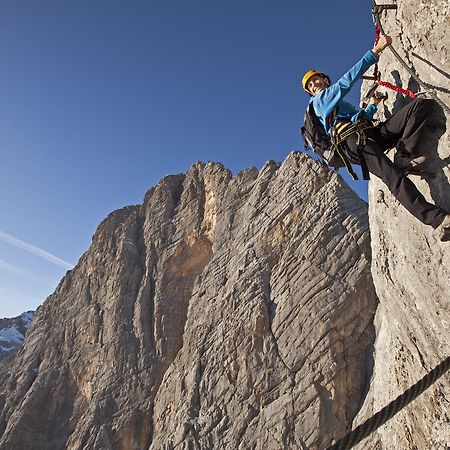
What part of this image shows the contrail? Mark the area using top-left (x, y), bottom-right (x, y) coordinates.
top-left (0, 258), bottom-right (43, 281)
top-left (0, 230), bottom-right (74, 270)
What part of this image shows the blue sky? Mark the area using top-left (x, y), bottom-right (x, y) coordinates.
top-left (0, 0), bottom-right (376, 318)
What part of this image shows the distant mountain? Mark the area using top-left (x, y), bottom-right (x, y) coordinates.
top-left (0, 312), bottom-right (34, 361)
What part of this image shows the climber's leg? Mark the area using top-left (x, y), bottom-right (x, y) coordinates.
top-left (344, 131), bottom-right (447, 228)
top-left (374, 98), bottom-right (434, 155)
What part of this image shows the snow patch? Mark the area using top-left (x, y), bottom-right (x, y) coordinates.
top-left (20, 311), bottom-right (34, 326)
top-left (0, 326), bottom-right (24, 345)
top-left (0, 310), bottom-right (35, 356)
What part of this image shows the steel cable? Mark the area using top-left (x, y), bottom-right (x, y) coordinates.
top-left (373, 0), bottom-right (450, 114)
top-left (325, 355), bottom-right (450, 450)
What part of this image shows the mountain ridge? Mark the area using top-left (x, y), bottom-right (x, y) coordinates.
top-left (0, 153), bottom-right (378, 449)
top-left (1, 0), bottom-right (449, 447)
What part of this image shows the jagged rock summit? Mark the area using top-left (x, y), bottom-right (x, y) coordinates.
top-left (0, 153), bottom-right (378, 449)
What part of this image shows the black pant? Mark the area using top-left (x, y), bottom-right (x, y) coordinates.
top-left (344, 99), bottom-right (447, 228)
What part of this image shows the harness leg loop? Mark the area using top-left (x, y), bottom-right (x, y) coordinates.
top-left (356, 131), bottom-right (370, 180)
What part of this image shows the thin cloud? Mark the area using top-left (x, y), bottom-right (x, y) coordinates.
top-left (0, 230), bottom-right (74, 270)
top-left (0, 259), bottom-right (31, 276)
top-left (0, 258), bottom-right (43, 282)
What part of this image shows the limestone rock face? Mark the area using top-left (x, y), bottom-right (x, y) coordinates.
top-left (0, 153), bottom-right (377, 449)
top-left (1, 2), bottom-right (448, 448)
top-left (354, 1), bottom-right (450, 449)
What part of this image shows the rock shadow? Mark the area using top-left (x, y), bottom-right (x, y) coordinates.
top-left (412, 51), bottom-right (450, 91)
top-left (418, 99), bottom-right (450, 212)
top-left (382, 72), bottom-right (450, 212)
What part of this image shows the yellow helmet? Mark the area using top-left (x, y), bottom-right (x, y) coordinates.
top-left (301, 70), bottom-right (330, 94)
top-left (301, 70), bottom-right (322, 92)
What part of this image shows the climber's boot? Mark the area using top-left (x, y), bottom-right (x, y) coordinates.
top-left (436, 215), bottom-right (450, 242)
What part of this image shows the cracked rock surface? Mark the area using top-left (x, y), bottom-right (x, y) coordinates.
top-left (0, 153), bottom-right (377, 449)
top-left (356, 1), bottom-right (450, 449)
top-left (1, 2), bottom-right (448, 448)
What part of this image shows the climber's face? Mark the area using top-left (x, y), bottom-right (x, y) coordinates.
top-left (307, 74), bottom-right (329, 95)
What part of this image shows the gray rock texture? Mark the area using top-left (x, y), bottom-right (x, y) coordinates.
top-left (0, 154), bottom-right (377, 449)
top-left (1, 1), bottom-right (449, 448)
top-left (353, 1), bottom-right (450, 449)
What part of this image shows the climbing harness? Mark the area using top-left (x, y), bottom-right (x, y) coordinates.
top-left (304, 1), bottom-right (450, 180)
top-left (326, 355), bottom-right (450, 450)
top-left (330, 118), bottom-right (374, 180)
top-left (370, 0), bottom-right (450, 114)
top-left (302, 106), bottom-right (371, 180)
top-left (301, 105), bottom-right (346, 169)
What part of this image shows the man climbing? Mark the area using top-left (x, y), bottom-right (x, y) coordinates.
top-left (301, 34), bottom-right (450, 242)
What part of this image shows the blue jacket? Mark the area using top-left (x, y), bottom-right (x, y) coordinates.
top-left (310, 50), bottom-right (379, 135)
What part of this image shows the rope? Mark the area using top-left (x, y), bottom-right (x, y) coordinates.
top-left (369, 20), bottom-right (416, 99)
top-left (372, 0), bottom-right (450, 115)
top-left (371, 22), bottom-right (381, 80)
top-left (374, 21), bottom-right (380, 45)
top-left (326, 355), bottom-right (450, 450)
top-left (371, 14), bottom-right (416, 99)
top-left (377, 80), bottom-right (416, 99)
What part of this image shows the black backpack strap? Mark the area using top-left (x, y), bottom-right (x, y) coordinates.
top-left (335, 143), bottom-right (359, 180)
top-left (328, 108), bottom-right (360, 180)
top-left (326, 107), bottom-right (338, 130)
top-left (336, 120), bottom-right (373, 180)
top-left (355, 131), bottom-right (370, 180)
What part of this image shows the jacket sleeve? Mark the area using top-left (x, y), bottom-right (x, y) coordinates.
top-left (314, 50), bottom-right (379, 118)
top-left (363, 103), bottom-right (377, 121)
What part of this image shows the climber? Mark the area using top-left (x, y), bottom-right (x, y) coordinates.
top-left (301, 34), bottom-right (450, 242)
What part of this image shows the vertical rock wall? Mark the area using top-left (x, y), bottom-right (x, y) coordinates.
top-left (0, 154), bottom-right (377, 449)
top-left (2, 3), bottom-right (448, 448)
top-left (149, 156), bottom-right (376, 449)
top-left (354, 1), bottom-right (450, 449)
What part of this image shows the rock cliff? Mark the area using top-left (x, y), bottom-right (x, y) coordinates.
top-left (0, 154), bottom-right (377, 449)
top-left (354, 0), bottom-right (450, 449)
top-left (1, 1), bottom-right (449, 449)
